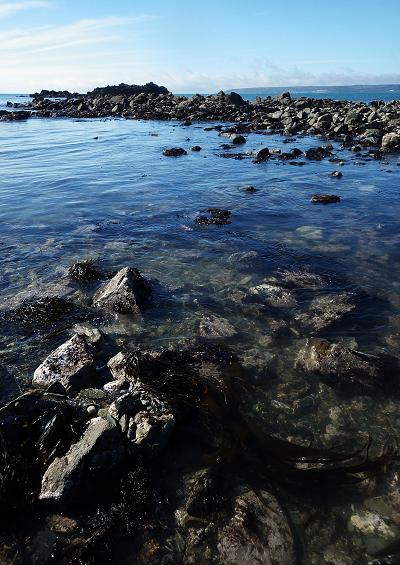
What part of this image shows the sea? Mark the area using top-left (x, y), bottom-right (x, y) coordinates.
top-left (1, 85), bottom-right (400, 562)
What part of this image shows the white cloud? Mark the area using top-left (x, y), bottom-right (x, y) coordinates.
top-left (0, 1), bottom-right (49, 18)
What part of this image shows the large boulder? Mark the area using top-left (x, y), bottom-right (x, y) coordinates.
top-left (32, 335), bottom-right (96, 390)
top-left (39, 416), bottom-right (125, 501)
top-left (252, 147), bottom-right (270, 163)
top-left (226, 91), bottom-right (247, 107)
top-left (92, 267), bottom-right (151, 314)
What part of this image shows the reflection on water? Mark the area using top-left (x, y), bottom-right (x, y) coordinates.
top-left (1, 116), bottom-right (400, 562)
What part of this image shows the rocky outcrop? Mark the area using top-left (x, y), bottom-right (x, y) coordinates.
top-left (92, 267), bottom-right (151, 314)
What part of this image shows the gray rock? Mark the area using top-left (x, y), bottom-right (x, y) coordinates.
top-left (92, 267), bottom-right (151, 314)
top-left (199, 314), bottom-right (237, 338)
top-left (381, 132), bottom-right (400, 150)
top-left (39, 417), bottom-right (125, 501)
top-left (32, 335), bottom-right (96, 390)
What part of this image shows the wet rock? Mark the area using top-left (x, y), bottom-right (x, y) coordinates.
top-left (92, 267), bottom-right (151, 314)
top-left (381, 132), bottom-right (400, 151)
top-left (296, 337), bottom-right (384, 391)
top-left (190, 145), bottom-right (202, 151)
top-left (304, 146), bottom-right (332, 160)
top-left (39, 416), bottom-right (125, 501)
top-left (33, 335), bottom-right (96, 390)
top-left (240, 185), bottom-right (258, 193)
top-left (194, 208), bottom-right (231, 225)
top-left (107, 351), bottom-right (136, 382)
top-left (295, 292), bottom-right (355, 331)
top-left (311, 194), bottom-right (340, 203)
top-left (271, 268), bottom-right (327, 289)
top-left (252, 147), bottom-right (270, 163)
top-left (71, 323), bottom-right (102, 345)
top-left (162, 147), bottom-right (187, 157)
top-left (0, 110), bottom-right (31, 121)
top-left (230, 134), bottom-right (246, 145)
top-left (129, 410), bottom-right (175, 459)
top-left (217, 490), bottom-right (296, 565)
top-left (3, 296), bottom-right (73, 329)
top-left (199, 314), bottom-right (237, 338)
top-left (330, 170), bottom-right (343, 178)
top-left (249, 283), bottom-right (297, 308)
top-left (68, 259), bottom-right (101, 282)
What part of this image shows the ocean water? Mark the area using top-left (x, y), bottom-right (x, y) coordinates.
top-left (1, 96), bottom-right (400, 562)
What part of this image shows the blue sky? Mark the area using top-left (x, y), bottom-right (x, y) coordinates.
top-left (1, 0), bottom-right (399, 92)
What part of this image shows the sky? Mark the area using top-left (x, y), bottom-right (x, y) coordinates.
top-left (0, 0), bottom-right (399, 93)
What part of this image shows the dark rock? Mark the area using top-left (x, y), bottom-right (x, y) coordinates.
top-left (304, 146), bottom-right (332, 160)
top-left (92, 267), bottom-right (151, 314)
top-left (226, 91), bottom-right (247, 107)
top-left (311, 194), bottom-right (340, 203)
top-left (3, 296), bottom-right (73, 329)
top-left (190, 145), bottom-right (202, 151)
top-left (252, 147), bottom-right (270, 163)
top-left (230, 134), bottom-right (246, 145)
top-left (194, 208), bottom-right (231, 225)
top-left (240, 185), bottom-right (258, 193)
top-left (162, 147), bottom-right (187, 157)
top-left (330, 170), bottom-right (343, 178)
top-left (87, 82), bottom-right (169, 97)
top-left (68, 259), bottom-right (102, 282)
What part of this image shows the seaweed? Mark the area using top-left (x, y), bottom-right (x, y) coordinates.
top-left (3, 296), bottom-right (74, 329)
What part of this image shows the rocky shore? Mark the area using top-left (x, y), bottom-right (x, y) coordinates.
top-left (3, 83), bottom-right (400, 153)
top-left (1, 259), bottom-right (399, 564)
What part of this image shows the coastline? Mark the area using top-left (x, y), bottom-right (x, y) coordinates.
top-left (0, 83), bottom-right (400, 564)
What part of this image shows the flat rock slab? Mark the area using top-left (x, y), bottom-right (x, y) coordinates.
top-left (93, 267), bottom-right (151, 314)
top-left (32, 335), bottom-right (96, 390)
top-left (40, 416), bottom-right (125, 501)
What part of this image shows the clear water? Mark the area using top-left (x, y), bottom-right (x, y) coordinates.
top-left (1, 113), bottom-right (400, 563)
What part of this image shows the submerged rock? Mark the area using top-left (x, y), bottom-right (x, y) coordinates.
top-left (162, 147), bottom-right (187, 157)
top-left (194, 208), bottom-right (231, 225)
top-left (330, 170), bottom-right (343, 178)
top-left (3, 296), bottom-right (73, 329)
top-left (32, 335), bottom-right (96, 390)
top-left (295, 292), bottom-right (355, 331)
top-left (40, 416), bottom-right (125, 501)
top-left (217, 490), bottom-right (296, 565)
top-left (92, 267), bottom-right (151, 314)
top-left (311, 194), bottom-right (341, 203)
top-left (199, 314), bottom-right (237, 338)
top-left (271, 268), bottom-right (327, 289)
top-left (240, 185), bottom-right (258, 193)
top-left (190, 145), bottom-right (202, 151)
top-left (304, 146), bottom-right (333, 160)
top-left (296, 337), bottom-right (384, 391)
top-left (249, 283), bottom-right (297, 308)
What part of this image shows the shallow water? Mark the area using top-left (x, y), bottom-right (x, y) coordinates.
top-left (1, 115), bottom-right (400, 563)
